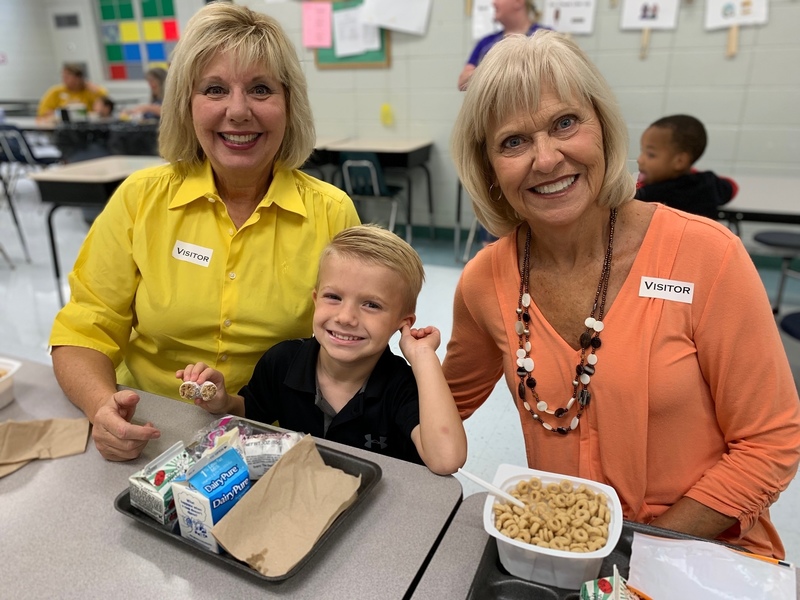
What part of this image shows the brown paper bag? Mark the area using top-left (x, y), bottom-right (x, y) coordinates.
top-left (212, 435), bottom-right (361, 577)
top-left (0, 418), bottom-right (90, 478)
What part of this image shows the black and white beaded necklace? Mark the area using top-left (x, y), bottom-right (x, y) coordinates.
top-left (515, 208), bottom-right (617, 435)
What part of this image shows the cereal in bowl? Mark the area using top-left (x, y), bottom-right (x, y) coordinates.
top-left (493, 477), bottom-right (612, 553)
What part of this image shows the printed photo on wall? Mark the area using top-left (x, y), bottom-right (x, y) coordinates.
top-left (541, 0), bottom-right (597, 35)
top-left (705, 0), bottom-right (767, 29)
top-left (620, 0), bottom-right (679, 29)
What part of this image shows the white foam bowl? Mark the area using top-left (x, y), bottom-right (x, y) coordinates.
top-left (0, 358), bottom-right (22, 409)
top-left (483, 464), bottom-right (623, 590)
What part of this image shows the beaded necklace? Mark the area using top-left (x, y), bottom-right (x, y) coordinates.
top-left (515, 208), bottom-right (617, 435)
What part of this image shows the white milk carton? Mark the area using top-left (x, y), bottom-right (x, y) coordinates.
top-left (171, 443), bottom-right (250, 553)
top-left (128, 441), bottom-right (195, 526)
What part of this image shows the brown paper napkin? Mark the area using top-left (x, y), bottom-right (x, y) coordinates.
top-left (0, 418), bottom-right (91, 478)
top-left (212, 434), bottom-right (361, 577)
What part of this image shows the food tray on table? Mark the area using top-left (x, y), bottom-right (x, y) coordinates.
top-left (114, 436), bottom-right (382, 582)
top-left (466, 520), bottom-right (744, 599)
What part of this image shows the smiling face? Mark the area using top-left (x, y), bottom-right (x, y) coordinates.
top-left (486, 86), bottom-right (606, 230)
top-left (191, 51), bottom-right (287, 191)
top-left (313, 254), bottom-right (414, 369)
top-left (637, 126), bottom-right (688, 185)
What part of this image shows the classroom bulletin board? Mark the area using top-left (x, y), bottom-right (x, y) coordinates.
top-left (314, 0), bottom-right (391, 70)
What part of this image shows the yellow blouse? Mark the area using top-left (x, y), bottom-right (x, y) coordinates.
top-left (50, 160), bottom-right (360, 399)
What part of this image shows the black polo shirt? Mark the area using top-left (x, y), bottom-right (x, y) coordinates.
top-left (240, 338), bottom-right (423, 465)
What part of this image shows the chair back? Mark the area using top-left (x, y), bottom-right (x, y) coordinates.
top-left (0, 125), bottom-right (38, 166)
top-left (340, 151), bottom-right (389, 197)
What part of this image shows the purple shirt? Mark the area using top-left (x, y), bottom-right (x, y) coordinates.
top-left (467, 23), bottom-right (549, 66)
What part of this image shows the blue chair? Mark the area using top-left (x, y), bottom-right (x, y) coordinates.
top-left (753, 230), bottom-right (800, 314)
top-left (340, 152), bottom-right (406, 239)
top-left (780, 312), bottom-right (800, 341)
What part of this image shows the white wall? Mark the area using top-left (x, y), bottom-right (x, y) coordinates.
top-left (3, 0), bottom-right (799, 230)
top-left (0, 0), bottom-right (58, 101)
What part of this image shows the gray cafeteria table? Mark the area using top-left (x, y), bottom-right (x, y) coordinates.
top-left (0, 357), bottom-right (463, 599)
top-left (412, 493), bottom-right (800, 599)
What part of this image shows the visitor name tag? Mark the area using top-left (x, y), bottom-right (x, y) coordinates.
top-left (639, 277), bottom-right (694, 304)
top-left (173, 240), bottom-right (213, 267)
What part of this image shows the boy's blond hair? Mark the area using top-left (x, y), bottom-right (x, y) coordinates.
top-left (319, 225), bottom-right (425, 314)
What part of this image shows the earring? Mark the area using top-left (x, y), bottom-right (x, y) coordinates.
top-left (488, 183), bottom-right (503, 202)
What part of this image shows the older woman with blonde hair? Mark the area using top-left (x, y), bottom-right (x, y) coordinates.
top-left (50, 3), bottom-right (359, 461)
top-left (444, 30), bottom-right (800, 558)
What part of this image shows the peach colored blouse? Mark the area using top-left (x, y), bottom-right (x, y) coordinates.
top-left (443, 204), bottom-right (800, 557)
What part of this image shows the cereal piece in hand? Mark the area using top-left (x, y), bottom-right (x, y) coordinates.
top-left (179, 381), bottom-right (201, 401)
top-left (199, 381), bottom-right (217, 402)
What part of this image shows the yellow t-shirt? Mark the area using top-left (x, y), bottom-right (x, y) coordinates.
top-left (37, 84), bottom-right (108, 116)
top-left (50, 161), bottom-right (360, 399)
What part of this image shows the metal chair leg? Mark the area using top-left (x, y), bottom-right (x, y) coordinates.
top-left (462, 217), bottom-right (479, 263)
top-left (388, 200), bottom-right (398, 236)
top-left (455, 182), bottom-right (462, 262)
top-left (774, 256), bottom-right (792, 315)
top-left (0, 242), bottom-right (14, 269)
top-left (1, 175), bottom-right (32, 263)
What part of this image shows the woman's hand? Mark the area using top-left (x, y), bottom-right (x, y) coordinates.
top-left (91, 389), bottom-right (161, 461)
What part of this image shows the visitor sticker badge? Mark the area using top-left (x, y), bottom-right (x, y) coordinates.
top-left (173, 240), bottom-right (213, 267)
top-left (639, 276), bottom-right (694, 304)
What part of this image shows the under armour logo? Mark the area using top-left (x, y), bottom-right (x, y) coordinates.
top-left (364, 434), bottom-right (387, 449)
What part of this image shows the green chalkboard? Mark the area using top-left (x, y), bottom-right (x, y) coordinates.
top-left (314, 0), bottom-right (391, 70)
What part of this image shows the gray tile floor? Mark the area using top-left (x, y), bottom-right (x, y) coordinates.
top-left (2, 174), bottom-right (799, 561)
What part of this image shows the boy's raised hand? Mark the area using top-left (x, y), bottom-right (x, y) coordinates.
top-left (399, 324), bottom-right (441, 362)
top-left (175, 362), bottom-right (229, 414)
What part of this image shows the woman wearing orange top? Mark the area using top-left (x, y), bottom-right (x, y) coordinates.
top-left (445, 31), bottom-right (800, 558)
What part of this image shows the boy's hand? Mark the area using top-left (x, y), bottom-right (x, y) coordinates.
top-left (175, 362), bottom-right (230, 414)
top-left (399, 324), bottom-right (441, 362)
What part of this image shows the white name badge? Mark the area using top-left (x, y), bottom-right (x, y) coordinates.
top-left (172, 240), bottom-right (213, 267)
top-left (639, 276), bottom-right (694, 304)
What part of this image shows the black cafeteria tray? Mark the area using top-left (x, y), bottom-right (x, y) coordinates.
top-left (466, 520), bottom-right (743, 599)
top-left (114, 438), bottom-right (382, 582)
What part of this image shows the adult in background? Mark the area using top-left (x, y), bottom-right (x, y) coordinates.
top-left (458, 0), bottom-right (550, 248)
top-left (123, 67), bottom-right (168, 120)
top-left (445, 31), bottom-right (800, 558)
top-left (458, 0), bottom-right (548, 91)
top-left (37, 63), bottom-right (108, 120)
top-left (50, 3), bottom-right (360, 461)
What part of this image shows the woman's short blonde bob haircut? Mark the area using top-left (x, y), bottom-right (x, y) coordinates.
top-left (159, 3), bottom-right (314, 175)
top-left (451, 31), bottom-right (635, 238)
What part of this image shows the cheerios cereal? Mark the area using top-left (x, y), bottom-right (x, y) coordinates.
top-left (494, 477), bottom-right (612, 553)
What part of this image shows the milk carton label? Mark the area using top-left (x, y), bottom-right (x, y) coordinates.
top-left (172, 445), bottom-right (250, 553)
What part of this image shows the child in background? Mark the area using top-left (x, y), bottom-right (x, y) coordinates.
top-left (92, 96), bottom-right (115, 118)
top-left (177, 225), bottom-right (467, 475)
top-left (635, 114), bottom-right (738, 219)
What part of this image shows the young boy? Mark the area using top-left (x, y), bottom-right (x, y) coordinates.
top-left (92, 96), bottom-right (115, 118)
top-left (635, 114), bottom-right (738, 219)
top-left (177, 225), bottom-right (467, 475)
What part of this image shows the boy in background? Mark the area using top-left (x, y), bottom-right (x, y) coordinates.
top-left (177, 225), bottom-right (467, 475)
top-left (636, 114), bottom-right (738, 219)
top-left (92, 96), bottom-right (115, 118)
